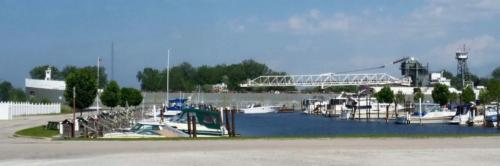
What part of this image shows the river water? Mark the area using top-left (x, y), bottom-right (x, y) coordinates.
top-left (234, 112), bottom-right (500, 137)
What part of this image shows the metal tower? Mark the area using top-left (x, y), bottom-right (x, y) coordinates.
top-left (456, 44), bottom-right (470, 89)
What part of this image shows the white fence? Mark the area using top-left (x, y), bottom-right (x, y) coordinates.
top-left (0, 102), bottom-right (61, 120)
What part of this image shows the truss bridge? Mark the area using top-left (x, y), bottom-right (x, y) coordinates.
top-left (240, 73), bottom-right (411, 88)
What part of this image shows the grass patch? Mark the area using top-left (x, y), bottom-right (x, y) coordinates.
top-left (15, 125), bottom-right (59, 138)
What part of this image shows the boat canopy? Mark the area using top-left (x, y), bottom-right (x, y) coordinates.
top-left (181, 108), bottom-right (222, 129)
top-left (169, 98), bottom-right (188, 103)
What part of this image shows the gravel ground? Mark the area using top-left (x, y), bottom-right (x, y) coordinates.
top-left (1, 114), bottom-right (500, 166)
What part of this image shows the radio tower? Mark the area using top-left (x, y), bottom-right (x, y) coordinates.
top-left (456, 44), bottom-right (470, 89)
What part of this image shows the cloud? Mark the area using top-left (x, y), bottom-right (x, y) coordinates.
top-left (269, 9), bottom-right (353, 35)
top-left (428, 35), bottom-right (500, 71)
top-left (411, 0), bottom-right (500, 25)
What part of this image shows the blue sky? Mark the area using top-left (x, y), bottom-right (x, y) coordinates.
top-left (1, 0), bottom-right (499, 88)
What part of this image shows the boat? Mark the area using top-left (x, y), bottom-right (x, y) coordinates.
top-left (163, 98), bottom-right (194, 117)
top-left (484, 105), bottom-right (499, 127)
top-left (399, 103), bottom-right (455, 124)
top-left (165, 108), bottom-right (228, 137)
top-left (241, 104), bottom-right (279, 114)
top-left (103, 120), bottom-right (188, 138)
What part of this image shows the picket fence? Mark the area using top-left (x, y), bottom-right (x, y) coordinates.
top-left (0, 102), bottom-right (61, 120)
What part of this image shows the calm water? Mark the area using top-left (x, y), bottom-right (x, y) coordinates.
top-left (234, 112), bottom-right (500, 137)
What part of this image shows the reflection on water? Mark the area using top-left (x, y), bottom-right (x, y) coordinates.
top-left (235, 112), bottom-right (500, 137)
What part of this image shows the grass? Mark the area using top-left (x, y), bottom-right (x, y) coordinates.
top-left (15, 125), bottom-right (59, 138)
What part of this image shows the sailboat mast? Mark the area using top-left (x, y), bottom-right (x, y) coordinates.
top-left (166, 49), bottom-right (170, 106)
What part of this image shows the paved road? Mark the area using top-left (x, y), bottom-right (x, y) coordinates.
top-left (1, 114), bottom-right (500, 166)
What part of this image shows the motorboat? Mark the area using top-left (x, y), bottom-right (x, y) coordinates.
top-left (165, 108), bottom-right (228, 137)
top-left (241, 104), bottom-right (279, 114)
top-left (103, 120), bottom-right (188, 138)
top-left (397, 103), bottom-right (455, 124)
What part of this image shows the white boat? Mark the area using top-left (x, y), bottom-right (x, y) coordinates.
top-left (103, 120), bottom-right (188, 138)
top-left (165, 109), bottom-right (228, 137)
top-left (241, 104), bottom-right (279, 114)
top-left (397, 103), bottom-right (455, 124)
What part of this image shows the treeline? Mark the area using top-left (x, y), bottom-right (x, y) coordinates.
top-left (137, 59), bottom-right (296, 92)
top-left (442, 66), bottom-right (500, 90)
top-left (30, 65), bottom-right (108, 88)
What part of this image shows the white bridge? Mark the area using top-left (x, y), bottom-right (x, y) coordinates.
top-left (240, 73), bottom-right (411, 88)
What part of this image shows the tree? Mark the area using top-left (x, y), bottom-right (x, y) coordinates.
top-left (432, 84), bottom-right (450, 106)
top-left (100, 81), bottom-right (121, 109)
top-left (120, 87), bottom-right (143, 107)
top-left (461, 86), bottom-right (475, 104)
top-left (413, 88), bottom-right (424, 102)
top-left (30, 65), bottom-right (62, 80)
top-left (0, 81), bottom-right (13, 101)
top-left (8, 88), bottom-right (27, 102)
top-left (478, 89), bottom-right (491, 104)
top-left (493, 66), bottom-right (500, 80)
top-left (137, 59), bottom-right (293, 92)
top-left (64, 68), bottom-right (97, 110)
top-left (60, 65), bottom-right (79, 79)
top-left (81, 66), bottom-right (108, 89)
top-left (375, 86), bottom-right (394, 122)
top-left (394, 91), bottom-right (405, 117)
top-left (137, 68), bottom-right (162, 91)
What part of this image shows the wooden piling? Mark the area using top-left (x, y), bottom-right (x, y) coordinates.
top-left (192, 116), bottom-right (197, 138)
top-left (187, 112), bottom-right (192, 138)
top-left (377, 102), bottom-right (380, 119)
top-left (231, 109), bottom-right (236, 137)
top-left (224, 109), bottom-right (231, 136)
top-left (385, 106), bottom-right (389, 123)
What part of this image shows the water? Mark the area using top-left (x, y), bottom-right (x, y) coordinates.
top-left (234, 112), bottom-right (500, 137)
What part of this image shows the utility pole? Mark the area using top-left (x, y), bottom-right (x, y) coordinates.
top-left (166, 49), bottom-right (170, 106)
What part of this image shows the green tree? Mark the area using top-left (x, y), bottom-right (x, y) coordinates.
top-left (30, 65), bottom-right (63, 80)
top-left (492, 66), bottom-right (500, 80)
top-left (375, 86), bottom-right (394, 122)
top-left (64, 68), bottom-right (97, 110)
top-left (461, 86), bottom-right (476, 104)
top-left (478, 89), bottom-right (491, 104)
top-left (81, 66), bottom-right (107, 89)
top-left (60, 65), bottom-right (79, 79)
top-left (413, 88), bottom-right (424, 102)
top-left (394, 91), bottom-right (405, 117)
top-left (100, 81), bottom-right (121, 109)
top-left (8, 88), bottom-right (27, 102)
top-left (137, 68), bottom-right (162, 91)
top-left (0, 81), bottom-right (13, 101)
top-left (432, 84), bottom-right (450, 106)
top-left (120, 87), bottom-right (143, 107)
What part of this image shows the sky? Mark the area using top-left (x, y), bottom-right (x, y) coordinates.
top-left (1, 0), bottom-right (499, 88)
